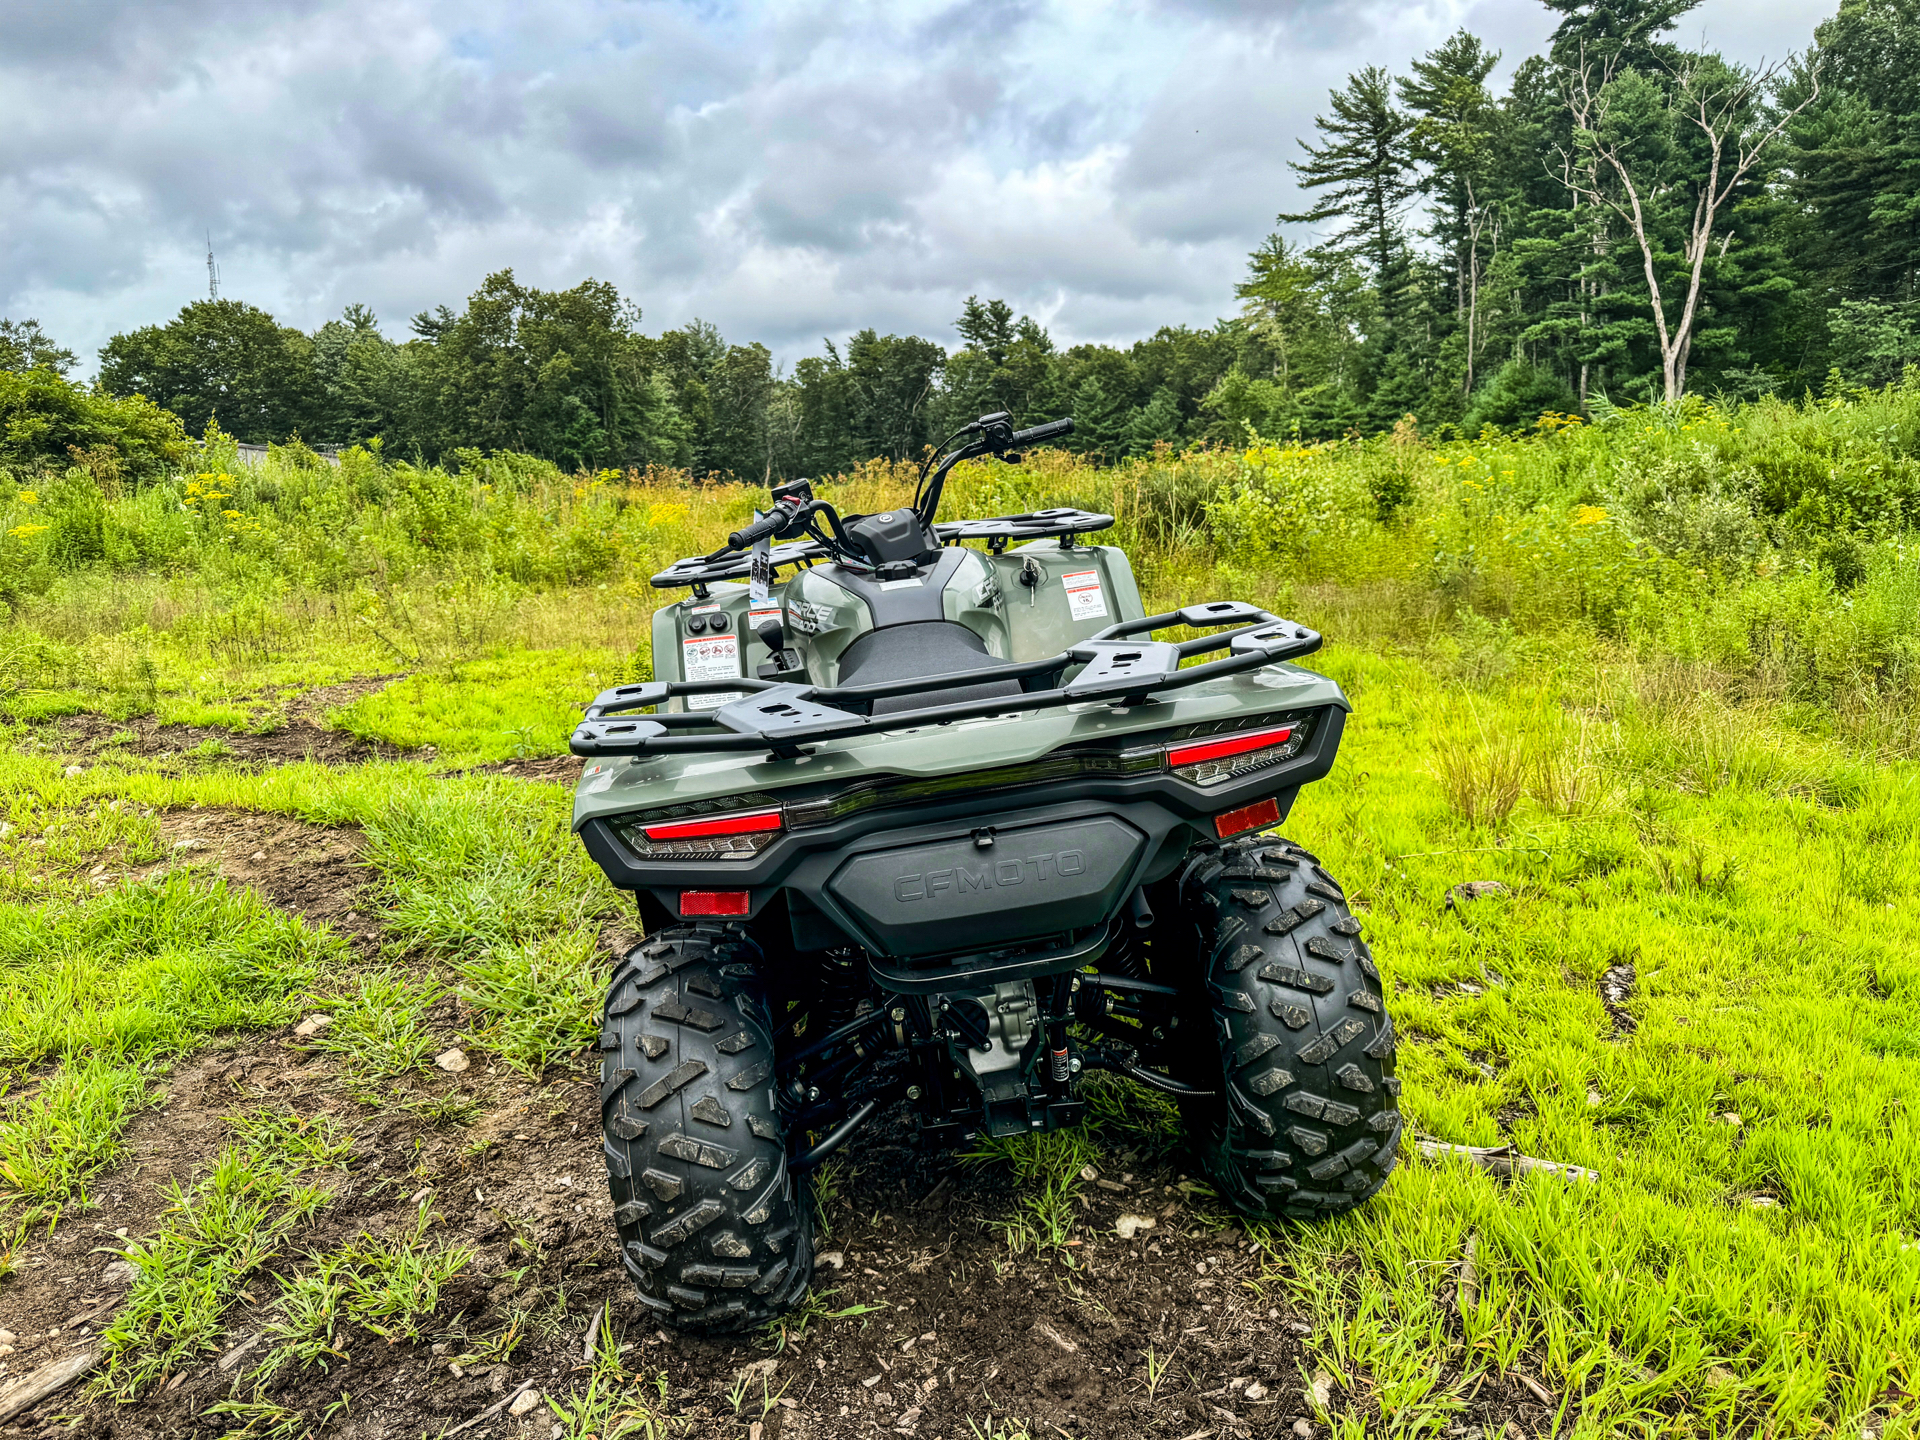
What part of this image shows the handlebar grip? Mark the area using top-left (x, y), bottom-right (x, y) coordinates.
top-left (1010, 417), bottom-right (1075, 447)
top-left (728, 504), bottom-right (791, 550)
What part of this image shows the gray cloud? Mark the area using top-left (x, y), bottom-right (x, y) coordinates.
top-left (0, 0), bottom-right (1837, 370)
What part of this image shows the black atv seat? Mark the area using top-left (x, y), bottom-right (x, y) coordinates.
top-left (834, 622), bottom-right (1024, 716)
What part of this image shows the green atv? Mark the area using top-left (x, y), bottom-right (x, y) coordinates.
top-left (569, 412), bottom-right (1401, 1331)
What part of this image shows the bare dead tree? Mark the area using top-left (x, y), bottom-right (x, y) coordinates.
top-left (1559, 48), bottom-right (1821, 401)
top-left (1460, 177), bottom-right (1501, 395)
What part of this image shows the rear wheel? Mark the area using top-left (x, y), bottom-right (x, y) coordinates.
top-left (599, 924), bottom-right (813, 1332)
top-left (1174, 835), bottom-right (1402, 1219)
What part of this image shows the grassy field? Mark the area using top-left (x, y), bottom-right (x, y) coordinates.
top-left (0, 382), bottom-right (1913, 1439)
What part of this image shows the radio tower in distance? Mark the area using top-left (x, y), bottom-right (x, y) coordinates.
top-left (206, 234), bottom-right (220, 300)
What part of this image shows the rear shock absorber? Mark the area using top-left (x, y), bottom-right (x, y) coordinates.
top-left (815, 948), bottom-right (872, 1033)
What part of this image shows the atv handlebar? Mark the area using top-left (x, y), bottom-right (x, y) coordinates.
top-left (728, 498), bottom-right (801, 550)
top-left (1010, 417), bottom-right (1074, 447)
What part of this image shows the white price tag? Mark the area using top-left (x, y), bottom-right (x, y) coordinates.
top-left (1061, 568), bottom-right (1107, 621)
top-left (749, 513), bottom-right (773, 603)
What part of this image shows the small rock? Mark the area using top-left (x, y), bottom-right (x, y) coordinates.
top-left (1446, 880), bottom-right (1509, 909)
top-left (0, 1328), bottom-right (14, 1345)
top-left (293, 1015), bottom-right (333, 1039)
top-left (0, 822), bottom-right (13, 839)
top-left (1587, 1088), bottom-right (1603, 1107)
top-left (508, 1387), bottom-right (541, 1416)
top-left (435, 1048), bottom-right (470, 1073)
top-left (896, 1407), bottom-right (921, 1429)
top-left (861, 1374), bottom-right (881, 1388)
top-left (1286, 1319), bottom-right (1312, 1337)
top-left (64, 764), bottom-right (84, 778)
top-left (1079, 1165), bottom-right (1098, 1182)
top-left (172, 837), bottom-right (210, 852)
top-left (1720, 1111), bottom-right (1742, 1128)
top-left (250, 850), bottom-right (266, 861)
top-left (815, 1250), bottom-right (845, 1270)
top-left (1746, 1195), bottom-right (1779, 1209)
top-left (1114, 1213), bottom-right (1157, 1240)
top-left (1311, 1369), bottom-right (1332, 1409)
top-left (1293, 1420), bottom-right (1314, 1439)
top-left (1706, 1364), bottom-right (1737, 1386)
top-left (99, 1260), bottom-right (136, 1286)
top-left (1505, 1424), bottom-right (1527, 1441)
top-left (1245, 1380), bottom-right (1269, 1402)
top-left (432, 1343), bottom-right (449, 1355)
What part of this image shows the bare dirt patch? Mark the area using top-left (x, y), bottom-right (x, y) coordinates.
top-left (467, 756), bottom-right (585, 786)
top-left (57, 713), bottom-right (406, 770)
top-left (0, 1061), bottom-right (1563, 1441)
top-left (151, 809), bottom-right (379, 946)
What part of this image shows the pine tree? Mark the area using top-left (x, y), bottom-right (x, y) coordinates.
top-left (1281, 67), bottom-right (1417, 296)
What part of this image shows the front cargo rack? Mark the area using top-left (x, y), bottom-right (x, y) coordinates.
top-left (569, 602), bottom-right (1322, 759)
top-left (647, 508), bottom-right (1116, 590)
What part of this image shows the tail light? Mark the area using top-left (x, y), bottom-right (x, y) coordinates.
top-left (1167, 724), bottom-right (1301, 785)
top-left (612, 806), bottom-right (783, 859)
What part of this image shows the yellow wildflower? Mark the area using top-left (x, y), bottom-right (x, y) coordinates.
top-left (1574, 505), bottom-right (1608, 527)
top-left (7, 523), bottom-right (49, 539)
top-left (16, 491), bottom-right (36, 505)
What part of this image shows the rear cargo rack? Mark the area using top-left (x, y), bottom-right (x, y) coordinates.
top-left (570, 603), bottom-right (1322, 759)
top-left (647, 508), bottom-right (1116, 590)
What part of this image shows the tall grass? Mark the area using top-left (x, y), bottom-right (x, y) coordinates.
top-left (0, 376), bottom-right (1913, 756)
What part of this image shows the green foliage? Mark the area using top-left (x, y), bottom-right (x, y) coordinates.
top-left (98, 1110), bottom-right (353, 1400)
top-left (0, 1057), bottom-right (150, 1208)
top-left (1461, 360), bottom-right (1580, 433)
top-left (98, 300), bottom-right (313, 445)
top-left (303, 968), bottom-right (444, 1078)
top-left (0, 865), bottom-right (347, 1067)
top-left (0, 369), bottom-right (189, 486)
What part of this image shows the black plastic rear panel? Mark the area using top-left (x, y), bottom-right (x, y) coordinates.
top-left (577, 705), bottom-right (1346, 961)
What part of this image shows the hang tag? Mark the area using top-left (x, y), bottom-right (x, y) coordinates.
top-left (749, 513), bottom-right (773, 604)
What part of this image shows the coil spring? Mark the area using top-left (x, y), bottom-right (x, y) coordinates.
top-left (815, 948), bottom-right (873, 1035)
top-left (1103, 917), bottom-right (1146, 980)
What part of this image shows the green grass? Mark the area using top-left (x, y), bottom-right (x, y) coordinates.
top-left (0, 385), bottom-right (1910, 1436)
top-left (0, 1057), bottom-right (150, 1207)
top-left (1228, 656), bottom-right (1918, 1439)
top-left (302, 968), bottom-right (444, 1078)
top-left (331, 645), bottom-right (629, 759)
top-left (97, 1110), bottom-right (354, 1400)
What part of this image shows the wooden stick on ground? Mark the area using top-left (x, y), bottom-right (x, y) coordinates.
top-left (0, 1348), bottom-right (101, 1424)
top-left (445, 1378), bottom-right (540, 1438)
top-left (1415, 1140), bottom-right (1599, 1184)
top-left (1456, 1231), bottom-right (1478, 1317)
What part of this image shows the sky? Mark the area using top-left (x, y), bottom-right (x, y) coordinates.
top-left (1, 0), bottom-right (1837, 374)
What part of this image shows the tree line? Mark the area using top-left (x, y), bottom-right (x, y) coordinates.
top-left (3, 0), bottom-right (1913, 482)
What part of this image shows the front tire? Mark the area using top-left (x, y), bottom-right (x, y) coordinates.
top-left (1176, 835), bottom-right (1402, 1219)
top-left (599, 924), bottom-right (813, 1332)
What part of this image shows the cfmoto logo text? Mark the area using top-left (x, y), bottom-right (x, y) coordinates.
top-left (893, 850), bottom-right (1086, 903)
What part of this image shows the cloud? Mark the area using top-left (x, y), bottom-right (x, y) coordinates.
top-left (0, 0), bottom-right (1839, 372)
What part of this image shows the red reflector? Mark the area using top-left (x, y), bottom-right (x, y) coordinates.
top-left (643, 808), bottom-right (783, 842)
top-left (1213, 796), bottom-right (1282, 839)
top-left (680, 890), bottom-right (751, 916)
top-left (1168, 726), bottom-right (1293, 769)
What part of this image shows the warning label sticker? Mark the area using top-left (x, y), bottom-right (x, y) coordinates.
top-left (748, 606), bottom-right (782, 634)
top-left (1061, 569), bottom-right (1108, 621)
top-left (682, 634), bottom-right (741, 711)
